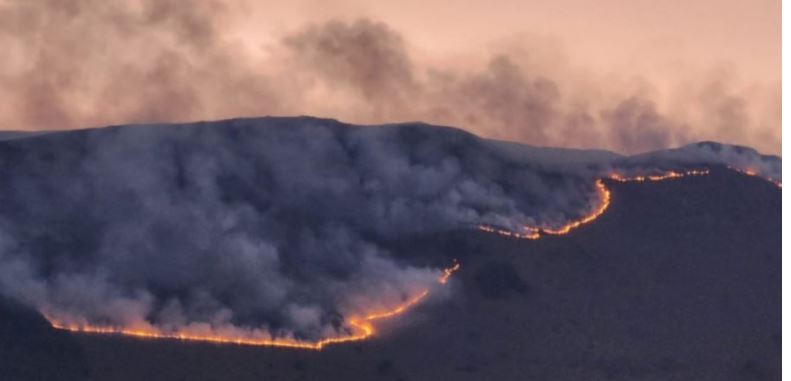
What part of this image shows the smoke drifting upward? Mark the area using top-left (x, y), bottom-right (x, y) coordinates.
top-left (0, 117), bottom-right (603, 342)
top-left (0, 117), bottom-right (780, 344)
top-left (0, 0), bottom-right (780, 154)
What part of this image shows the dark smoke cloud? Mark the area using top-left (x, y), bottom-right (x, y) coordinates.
top-left (0, 117), bottom-right (779, 339)
top-left (0, 1), bottom-right (780, 154)
top-left (284, 19), bottom-right (418, 103)
top-left (0, 117), bottom-right (597, 339)
top-left (428, 55), bottom-right (561, 146)
top-left (602, 97), bottom-right (678, 154)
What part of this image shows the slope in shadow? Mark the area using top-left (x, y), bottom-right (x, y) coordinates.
top-left (0, 295), bottom-right (90, 380)
top-left (3, 167), bottom-right (780, 381)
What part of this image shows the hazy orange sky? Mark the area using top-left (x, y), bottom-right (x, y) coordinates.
top-left (244, 0), bottom-right (779, 80)
top-left (0, 0), bottom-right (780, 154)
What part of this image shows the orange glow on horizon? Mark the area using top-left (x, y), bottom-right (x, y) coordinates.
top-left (49, 261), bottom-right (461, 350)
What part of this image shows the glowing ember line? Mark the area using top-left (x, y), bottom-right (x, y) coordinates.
top-left (727, 166), bottom-right (782, 188)
top-left (476, 224), bottom-right (540, 240)
top-left (47, 167), bottom-right (778, 349)
top-left (439, 260), bottom-right (461, 284)
top-left (540, 179), bottom-right (610, 236)
top-left (49, 261), bottom-right (461, 350)
top-left (479, 169), bottom-right (711, 240)
top-left (362, 290), bottom-right (430, 321)
top-left (607, 169), bottom-right (709, 183)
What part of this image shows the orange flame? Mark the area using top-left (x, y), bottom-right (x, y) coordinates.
top-left (479, 169), bottom-right (710, 240)
top-left (46, 167), bottom-right (779, 349)
top-left (727, 166), bottom-right (782, 188)
top-left (439, 260), bottom-right (461, 284)
top-left (49, 261), bottom-right (461, 350)
top-left (539, 179), bottom-right (610, 235)
top-left (476, 224), bottom-right (540, 240)
top-left (607, 169), bottom-right (709, 183)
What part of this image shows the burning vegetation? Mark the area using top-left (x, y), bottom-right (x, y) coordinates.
top-left (0, 118), bottom-right (779, 351)
top-left (478, 169), bottom-right (714, 240)
top-left (49, 167), bottom-right (771, 349)
top-left (49, 261), bottom-right (460, 350)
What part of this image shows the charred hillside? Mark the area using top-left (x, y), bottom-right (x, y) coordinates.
top-left (0, 164), bottom-right (780, 381)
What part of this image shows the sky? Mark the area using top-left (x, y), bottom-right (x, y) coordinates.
top-left (0, 0), bottom-right (780, 154)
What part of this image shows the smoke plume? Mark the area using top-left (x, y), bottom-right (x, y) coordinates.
top-left (0, 117), bottom-right (779, 341)
top-left (0, 0), bottom-right (780, 154)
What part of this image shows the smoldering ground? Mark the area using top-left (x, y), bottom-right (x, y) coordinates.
top-left (0, 117), bottom-right (779, 341)
top-left (0, 117), bottom-right (598, 341)
top-left (0, 0), bottom-right (780, 154)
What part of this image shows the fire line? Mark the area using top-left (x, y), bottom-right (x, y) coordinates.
top-left (727, 166), bottom-right (782, 188)
top-left (477, 169), bottom-right (711, 240)
top-left (45, 167), bottom-right (778, 349)
top-left (49, 260), bottom-right (461, 350)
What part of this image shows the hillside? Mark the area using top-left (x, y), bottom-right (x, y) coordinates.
top-left (0, 118), bottom-right (781, 380)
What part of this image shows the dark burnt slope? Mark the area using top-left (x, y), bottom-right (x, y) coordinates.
top-left (0, 296), bottom-right (89, 380)
top-left (0, 167), bottom-right (780, 381)
top-left (372, 166), bottom-right (781, 381)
